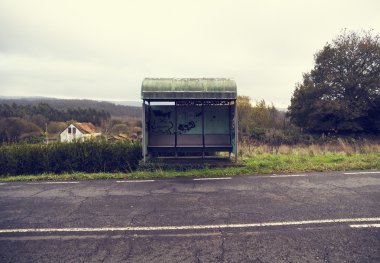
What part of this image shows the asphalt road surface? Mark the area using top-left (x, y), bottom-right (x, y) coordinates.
top-left (0, 170), bottom-right (379, 262)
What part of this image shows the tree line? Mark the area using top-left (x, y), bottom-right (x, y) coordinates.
top-left (0, 103), bottom-right (111, 143)
top-left (0, 97), bottom-right (141, 118)
top-left (0, 103), bottom-right (110, 125)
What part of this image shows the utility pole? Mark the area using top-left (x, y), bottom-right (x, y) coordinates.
top-left (45, 123), bottom-right (48, 144)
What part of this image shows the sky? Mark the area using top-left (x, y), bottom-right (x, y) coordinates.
top-left (0, 0), bottom-right (379, 107)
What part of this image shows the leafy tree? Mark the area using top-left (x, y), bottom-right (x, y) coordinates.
top-left (237, 96), bottom-right (287, 138)
top-left (288, 30), bottom-right (380, 133)
top-left (0, 117), bottom-right (42, 142)
top-left (30, 114), bottom-right (48, 128)
top-left (47, 122), bottom-right (67, 134)
top-left (111, 123), bottom-right (130, 135)
top-left (237, 96), bottom-right (254, 136)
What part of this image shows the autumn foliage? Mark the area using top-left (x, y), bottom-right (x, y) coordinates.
top-left (288, 30), bottom-right (380, 134)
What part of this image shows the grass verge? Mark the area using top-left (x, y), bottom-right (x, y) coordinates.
top-left (1, 152), bottom-right (379, 182)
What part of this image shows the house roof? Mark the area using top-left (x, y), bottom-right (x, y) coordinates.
top-left (73, 122), bottom-right (97, 134)
top-left (141, 78), bottom-right (237, 100)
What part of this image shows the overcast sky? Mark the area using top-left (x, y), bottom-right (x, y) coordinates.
top-left (1, 0), bottom-right (379, 107)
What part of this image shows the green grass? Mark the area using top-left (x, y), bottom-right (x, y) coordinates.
top-left (1, 152), bottom-right (379, 182)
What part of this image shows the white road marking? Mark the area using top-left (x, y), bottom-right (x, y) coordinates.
top-left (26, 182), bottom-right (79, 185)
top-left (1, 217), bottom-right (379, 234)
top-left (0, 232), bottom-right (222, 241)
top-left (349, 224), bottom-right (380, 228)
top-left (116, 180), bottom-right (155, 183)
top-left (344, 171), bottom-right (380, 175)
top-left (0, 183), bottom-right (7, 185)
top-left (193, 177), bottom-right (232, 181)
top-left (0, 234), bottom-right (125, 241)
top-left (267, 174), bottom-right (307, 178)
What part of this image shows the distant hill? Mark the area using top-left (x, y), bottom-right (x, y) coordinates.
top-left (111, 100), bottom-right (143, 107)
top-left (0, 96), bottom-right (141, 118)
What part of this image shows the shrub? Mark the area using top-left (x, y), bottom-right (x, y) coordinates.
top-left (0, 141), bottom-right (142, 176)
top-left (264, 129), bottom-right (285, 153)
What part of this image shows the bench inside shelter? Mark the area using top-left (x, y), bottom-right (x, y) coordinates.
top-left (148, 134), bottom-right (232, 152)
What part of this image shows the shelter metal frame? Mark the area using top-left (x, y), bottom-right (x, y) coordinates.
top-left (141, 78), bottom-right (238, 162)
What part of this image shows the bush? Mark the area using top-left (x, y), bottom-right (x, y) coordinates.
top-left (0, 141), bottom-right (142, 176)
top-left (264, 129), bottom-right (285, 153)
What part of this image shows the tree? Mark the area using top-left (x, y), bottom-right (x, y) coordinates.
top-left (47, 121), bottom-right (67, 134)
top-left (237, 96), bottom-right (287, 139)
top-left (237, 96), bottom-right (254, 136)
top-left (288, 30), bottom-right (380, 133)
top-left (111, 123), bottom-right (130, 135)
top-left (0, 117), bottom-right (42, 142)
top-left (30, 114), bottom-right (48, 129)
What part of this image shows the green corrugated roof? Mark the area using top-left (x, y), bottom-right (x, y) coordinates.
top-left (141, 78), bottom-right (237, 100)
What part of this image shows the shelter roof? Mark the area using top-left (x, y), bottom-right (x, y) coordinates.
top-left (141, 78), bottom-right (237, 100)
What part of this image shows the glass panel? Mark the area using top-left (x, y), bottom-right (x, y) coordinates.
top-left (177, 106), bottom-right (202, 135)
top-left (149, 105), bottom-right (175, 135)
top-left (204, 105), bottom-right (229, 134)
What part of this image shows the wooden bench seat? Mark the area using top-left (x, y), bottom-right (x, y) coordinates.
top-left (148, 134), bottom-right (232, 152)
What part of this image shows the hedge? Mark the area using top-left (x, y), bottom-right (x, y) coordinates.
top-left (0, 141), bottom-right (142, 176)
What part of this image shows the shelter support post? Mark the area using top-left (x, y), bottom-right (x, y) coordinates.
top-left (175, 100), bottom-right (178, 157)
top-left (142, 100), bottom-right (147, 162)
top-left (202, 101), bottom-right (205, 158)
top-left (234, 101), bottom-right (238, 162)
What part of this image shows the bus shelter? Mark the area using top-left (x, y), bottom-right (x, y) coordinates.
top-left (141, 78), bottom-right (238, 162)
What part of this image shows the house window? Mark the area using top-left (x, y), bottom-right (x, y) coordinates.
top-left (68, 127), bottom-right (72, 134)
top-left (73, 127), bottom-right (76, 134)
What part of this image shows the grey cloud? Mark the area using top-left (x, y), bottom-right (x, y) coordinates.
top-left (0, 0), bottom-right (379, 105)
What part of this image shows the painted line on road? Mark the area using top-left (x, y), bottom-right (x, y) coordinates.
top-left (26, 182), bottom-right (79, 185)
top-left (0, 183), bottom-right (7, 185)
top-left (193, 177), bottom-right (232, 181)
top-left (344, 171), bottom-right (380, 175)
top-left (1, 217), bottom-right (379, 234)
top-left (0, 234), bottom-right (125, 241)
top-left (116, 180), bottom-right (155, 183)
top-left (267, 174), bottom-right (307, 178)
top-left (349, 224), bottom-right (380, 228)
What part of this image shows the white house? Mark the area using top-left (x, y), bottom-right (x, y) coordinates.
top-left (60, 122), bottom-right (101, 142)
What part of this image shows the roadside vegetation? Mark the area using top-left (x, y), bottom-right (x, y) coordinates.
top-left (1, 139), bottom-right (379, 182)
top-left (0, 141), bottom-right (141, 176)
top-left (1, 153), bottom-right (378, 182)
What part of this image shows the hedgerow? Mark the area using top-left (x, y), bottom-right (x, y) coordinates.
top-left (0, 141), bottom-right (142, 176)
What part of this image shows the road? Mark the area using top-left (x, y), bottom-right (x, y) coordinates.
top-left (0, 170), bottom-right (379, 262)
